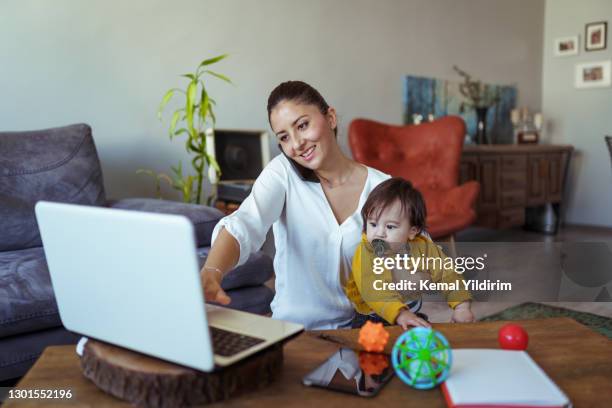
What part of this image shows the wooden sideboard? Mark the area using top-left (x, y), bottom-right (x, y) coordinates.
top-left (460, 145), bottom-right (573, 229)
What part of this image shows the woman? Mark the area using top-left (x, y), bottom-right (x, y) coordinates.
top-left (201, 81), bottom-right (389, 329)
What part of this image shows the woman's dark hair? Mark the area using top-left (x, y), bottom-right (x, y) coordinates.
top-left (361, 177), bottom-right (427, 233)
top-left (267, 80), bottom-right (337, 136)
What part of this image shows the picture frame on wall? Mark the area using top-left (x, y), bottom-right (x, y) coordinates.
top-left (585, 21), bottom-right (607, 51)
top-left (575, 60), bottom-right (611, 89)
top-left (554, 36), bottom-right (579, 56)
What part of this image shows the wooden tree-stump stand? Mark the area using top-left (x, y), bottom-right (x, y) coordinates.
top-left (80, 339), bottom-right (284, 407)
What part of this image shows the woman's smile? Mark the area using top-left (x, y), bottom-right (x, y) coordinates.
top-left (300, 145), bottom-right (316, 161)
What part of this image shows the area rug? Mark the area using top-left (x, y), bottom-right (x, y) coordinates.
top-left (479, 302), bottom-right (612, 339)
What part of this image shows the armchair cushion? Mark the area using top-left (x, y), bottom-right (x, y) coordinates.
top-left (109, 198), bottom-right (224, 247)
top-left (421, 182), bottom-right (479, 238)
top-left (0, 123), bottom-right (106, 251)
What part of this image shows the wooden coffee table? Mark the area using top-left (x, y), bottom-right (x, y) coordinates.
top-left (4, 318), bottom-right (612, 407)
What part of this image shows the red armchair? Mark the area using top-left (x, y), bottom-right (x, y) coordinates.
top-left (348, 116), bottom-right (479, 240)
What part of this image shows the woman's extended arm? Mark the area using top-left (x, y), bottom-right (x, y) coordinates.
top-left (201, 227), bottom-right (240, 305)
top-left (199, 157), bottom-right (287, 304)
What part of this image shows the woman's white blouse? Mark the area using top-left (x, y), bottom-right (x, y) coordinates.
top-left (211, 155), bottom-right (390, 330)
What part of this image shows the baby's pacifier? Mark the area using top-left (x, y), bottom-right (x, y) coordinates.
top-left (371, 239), bottom-right (389, 257)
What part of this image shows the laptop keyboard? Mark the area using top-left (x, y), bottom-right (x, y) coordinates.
top-left (209, 326), bottom-right (266, 357)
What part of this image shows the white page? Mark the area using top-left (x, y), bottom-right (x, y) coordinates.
top-left (444, 349), bottom-right (570, 407)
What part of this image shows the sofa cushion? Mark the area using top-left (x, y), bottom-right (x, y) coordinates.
top-left (0, 247), bottom-right (61, 339)
top-left (0, 194), bottom-right (41, 250)
top-left (196, 248), bottom-right (274, 290)
top-left (0, 123), bottom-right (106, 251)
top-left (0, 326), bottom-right (79, 382)
top-left (110, 198), bottom-right (224, 247)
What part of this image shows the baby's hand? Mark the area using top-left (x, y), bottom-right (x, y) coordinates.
top-left (451, 301), bottom-right (475, 323)
top-left (396, 309), bottom-right (431, 330)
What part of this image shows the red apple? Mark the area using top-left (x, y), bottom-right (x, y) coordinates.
top-left (498, 323), bottom-right (529, 350)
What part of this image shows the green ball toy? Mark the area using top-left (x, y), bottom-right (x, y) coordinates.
top-left (391, 327), bottom-right (453, 389)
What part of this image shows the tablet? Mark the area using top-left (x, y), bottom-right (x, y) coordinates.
top-left (302, 348), bottom-right (394, 397)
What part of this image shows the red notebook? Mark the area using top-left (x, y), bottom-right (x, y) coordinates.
top-left (441, 349), bottom-right (571, 408)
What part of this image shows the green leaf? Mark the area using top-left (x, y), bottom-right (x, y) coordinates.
top-left (136, 169), bottom-right (154, 176)
top-left (197, 131), bottom-right (207, 152)
top-left (174, 128), bottom-right (188, 137)
top-left (169, 111), bottom-right (180, 138)
top-left (200, 87), bottom-right (209, 122)
top-left (205, 70), bottom-right (232, 84)
top-left (182, 175), bottom-right (195, 203)
top-left (192, 155), bottom-right (204, 171)
top-left (188, 138), bottom-right (200, 153)
top-left (185, 137), bottom-right (200, 154)
top-left (157, 173), bottom-right (173, 185)
top-left (207, 154), bottom-right (222, 174)
top-left (181, 73), bottom-right (196, 80)
top-left (185, 80), bottom-right (197, 132)
top-left (158, 89), bottom-right (175, 120)
top-left (172, 161), bottom-right (183, 177)
top-left (209, 105), bottom-right (216, 124)
top-left (186, 81), bottom-right (197, 108)
top-left (198, 54), bottom-right (228, 68)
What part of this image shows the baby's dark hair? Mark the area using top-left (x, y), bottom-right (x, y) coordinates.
top-left (361, 177), bottom-right (427, 233)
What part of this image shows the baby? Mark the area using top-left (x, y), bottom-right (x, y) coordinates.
top-left (345, 177), bottom-right (474, 330)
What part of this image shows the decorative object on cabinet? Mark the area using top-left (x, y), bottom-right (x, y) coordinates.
top-left (510, 107), bottom-right (543, 144)
top-left (453, 65), bottom-right (503, 145)
top-left (460, 145), bottom-right (573, 231)
top-left (403, 75), bottom-right (516, 144)
top-left (575, 60), bottom-right (611, 89)
top-left (585, 21), bottom-right (607, 51)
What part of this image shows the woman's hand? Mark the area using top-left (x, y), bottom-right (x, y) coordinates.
top-left (396, 309), bottom-right (431, 330)
top-left (201, 267), bottom-right (231, 305)
top-left (451, 301), bottom-right (475, 323)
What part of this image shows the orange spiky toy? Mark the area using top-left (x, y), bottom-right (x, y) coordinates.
top-left (359, 351), bottom-right (389, 375)
top-left (358, 321), bottom-right (389, 352)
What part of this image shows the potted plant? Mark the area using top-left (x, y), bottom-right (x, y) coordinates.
top-left (139, 54), bottom-right (231, 204)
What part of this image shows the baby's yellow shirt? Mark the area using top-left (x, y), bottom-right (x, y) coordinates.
top-left (345, 234), bottom-right (472, 324)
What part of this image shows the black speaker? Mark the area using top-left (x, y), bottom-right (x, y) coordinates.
top-left (207, 129), bottom-right (270, 202)
top-left (208, 129), bottom-right (270, 181)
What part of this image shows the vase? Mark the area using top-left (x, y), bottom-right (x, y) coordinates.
top-left (475, 106), bottom-right (489, 145)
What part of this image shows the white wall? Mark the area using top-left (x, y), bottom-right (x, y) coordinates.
top-left (1, 0), bottom-right (544, 201)
top-left (542, 0), bottom-right (612, 227)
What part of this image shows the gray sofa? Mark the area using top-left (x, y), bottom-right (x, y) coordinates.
top-left (0, 123), bottom-right (274, 381)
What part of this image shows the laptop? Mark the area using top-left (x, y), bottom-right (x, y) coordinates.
top-left (35, 201), bottom-right (303, 372)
